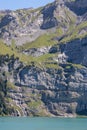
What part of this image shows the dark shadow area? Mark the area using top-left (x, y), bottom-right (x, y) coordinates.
top-left (0, 14), bottom-right (15, 28)
top-left (40, 4), bottom-right (58, 29)
top-left (77, 110), bottom-right (87, 116)
top-left (59, 36), bottom-right (87, 67)
top-left (65, 0), bottom-right (87, 16)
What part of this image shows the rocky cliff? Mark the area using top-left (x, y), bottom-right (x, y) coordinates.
top-left (0, 0), bottom-right (87, 117)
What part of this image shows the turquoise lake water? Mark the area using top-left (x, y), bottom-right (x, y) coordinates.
top-left (0, 117), bottom-right (87, 130)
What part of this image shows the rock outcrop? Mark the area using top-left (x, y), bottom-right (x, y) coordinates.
top-left (0, 0), bottom-right (87, 117)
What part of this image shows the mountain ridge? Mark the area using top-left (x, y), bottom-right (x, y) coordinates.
top-left (0, 0), bottom-right (87, 117)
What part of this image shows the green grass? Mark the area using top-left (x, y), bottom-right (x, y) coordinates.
top-left (0, 39), bottom-right (58, 68)
top-left (56, 27), bottom-right (64, 37)
top-left (28, 100), bottom-right (42, 108)
top-left (0, 40), bottom-right (35, 64)
top-left (64, 8), bottom-right (77, 24)
top-left (0, 40), bottom-right (14, 56)
top-left (7, 81), bottom-right (18, 91)
top-left (60, 21), bottom-right (87, 43)
top-left (72, 63), bottom-right (84, 69)
top-left (65, 62), bottom-right (84, 69)
top-left (36, 53), bottom-right (55, 62)
top-left (45, 62), bottom-right (61, 69)
top-left (0, 17), bottom-right (87, 69)
top-left (19, 33), bottom-right (57, 50)
top-left (0, 40), bottom-right (59, 69)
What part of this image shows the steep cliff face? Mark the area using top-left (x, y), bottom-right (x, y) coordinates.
top-left (0, 0), bottom-right (87, 117)
top-left (1, 55), bottom-right (87, 117)
top-left (65, 0), bottom-right (87, 15)
top-left (0, 8), bottom-right (44, 45)
top-left (0, 0), bottom-right (77, 45)
top-left (59, 37), bottom-right (87, 66)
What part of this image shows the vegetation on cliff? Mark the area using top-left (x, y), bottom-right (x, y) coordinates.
top-left (0, 0), bottom-right (87, 116)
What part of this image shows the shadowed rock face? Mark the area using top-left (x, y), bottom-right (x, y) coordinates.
top-left (65, 0), bottom-right (87, 15)
top-left (0, 0), bottom-right (87, 45)
top-left (40, 4), bottom-right (58, 29)
top-left (0, 0), bottom-right (87, 117)
top-left (1, 55), bottom-right (87, 117)
top-left (59, 37), bottom-right (87, 67)
top-left (0, 15), bottom-right (15, 28)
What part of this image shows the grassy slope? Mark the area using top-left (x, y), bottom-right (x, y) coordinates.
top-left (0, 17), bottom-right (87, 68)
top-left (60, 21), bottom-right (87, 43)
top-left (19, 33), bottom-right (57, 50)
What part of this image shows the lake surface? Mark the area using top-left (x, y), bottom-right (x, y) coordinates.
top-left (0, 117), bottom-right (87, 130)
